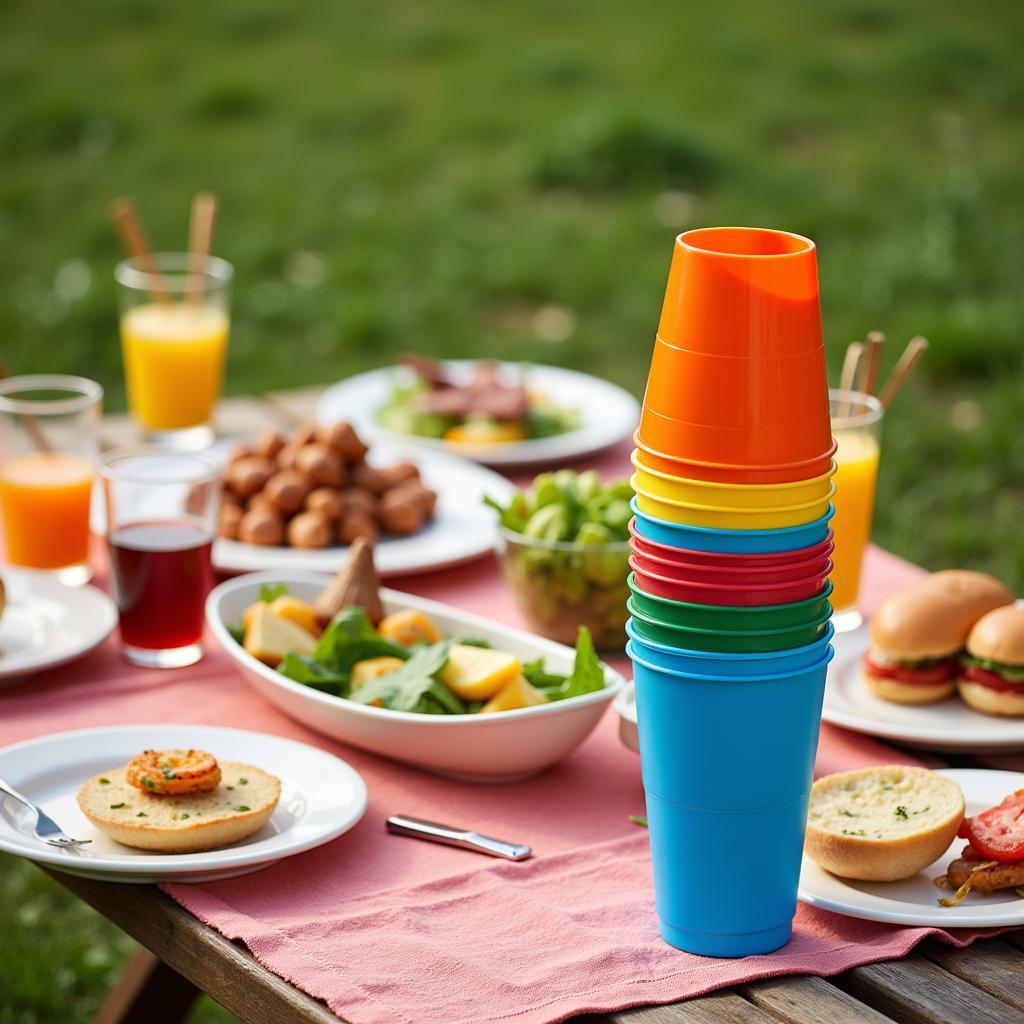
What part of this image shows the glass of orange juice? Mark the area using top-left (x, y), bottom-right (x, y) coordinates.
top-left (829, 388), bottom-right (884, 633)
top-left (0, 375), bottom-right (103, 584)
top-left (115, 253), bottom-right (233, 450)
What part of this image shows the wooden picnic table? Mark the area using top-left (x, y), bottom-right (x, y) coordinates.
top-left (49, 387), bottom-right (1024, 1024)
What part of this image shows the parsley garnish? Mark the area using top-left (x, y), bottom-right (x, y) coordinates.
top-left (234, 805), bottom-right (250, 812)
top-left (840, 809), bottom-right (856, 817)
top-left (142, 778), bottom-right (155, 789)
top-left (180, 813), bottom-right (190, 820)
top-left (841, 828), bottom-right (867, 836)
top-left (895, 805), bottom-right (909, 820)
top-left (628, 815), bottom-right (648, 827)
top-left (136, 812), bottom-right (147, 817)
top-left (239, 778), bottom-right (248, 785)
top-left (162, 769), bottom-right (176, 780)
top-left (99, 778), bottom-right (110, 785)
top-left (109, 803), bottom-right (125, 809)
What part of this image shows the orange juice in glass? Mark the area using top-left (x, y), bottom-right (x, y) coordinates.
top-left (116, 254), bottom-right (232, 450)
top-left (0, 375), bottom-right (102, 584)
top-left (828, 389), bottom-right (884, 632)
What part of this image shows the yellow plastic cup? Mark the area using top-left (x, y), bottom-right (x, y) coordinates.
top-left (632, 477), bottom-right (837, 530)
top-left (630, 451), bottom-right (835, 510)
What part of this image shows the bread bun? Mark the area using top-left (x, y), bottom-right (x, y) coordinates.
top-left (870, 570), bottom-right (1013, 660)
top-left (805, 765), bottom-right (964, 881)
top-left (862, 670), bottom-right (955, 706)
top-left (957, 678), bottom-right (1024, 717)
top-left (966, 604), bottom-right (1024, 664)
top-left (77, 762), bottom-right (280, 853)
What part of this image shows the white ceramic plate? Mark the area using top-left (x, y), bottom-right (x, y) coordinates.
top-left (821, 623), bottom-right (1024, 753)
top-left (800, 768), bottom-right (1024, 927)
top-left (207, 572), bottom-right (626, 783)
top-left (315, 360), bottom-right (640, 468)
top-left (213, 442), bottom-right (515, 577)
top-left (0, 724), bottom-right (367, 883)
top-left (0, 569), bottom-right (117, 685)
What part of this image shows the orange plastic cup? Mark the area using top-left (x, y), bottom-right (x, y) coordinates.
top-left (633, 434), bottom-right (838, 485)
top-left (657, 227), bottom-right (824, 357)
top-left (641, 334), bottom-right (830, 434)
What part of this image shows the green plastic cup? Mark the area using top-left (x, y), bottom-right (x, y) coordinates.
top-left (627, 574), bottom-right (834, 631)
top-left (626, 598), bottom-right (832, 652)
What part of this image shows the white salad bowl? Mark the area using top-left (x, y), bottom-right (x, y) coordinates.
top-left (207, 572), bottom-right (626, 783)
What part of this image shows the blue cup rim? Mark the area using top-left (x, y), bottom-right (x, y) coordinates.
top-left (628, 573), bottom-right (834, 614)
top-left (630, 496), bottom-right (835, 538)
top-left (626, 617), bottom-right (835, 661)
top-left (627, 640), bottom-right (835, 681)
top-left (625, 596), bottom-right (834, 638)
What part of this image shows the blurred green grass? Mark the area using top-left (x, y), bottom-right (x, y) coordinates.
top-left (2, 0), bottom-right (1023, 1020)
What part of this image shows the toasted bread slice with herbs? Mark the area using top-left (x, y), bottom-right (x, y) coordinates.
top-left (805, 765), bottom-right (964, 881)
top-left (77, 761), bottom-right (279, 853)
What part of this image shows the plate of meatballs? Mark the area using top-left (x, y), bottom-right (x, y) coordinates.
top-left (213, 421), bottom-right (515, 577)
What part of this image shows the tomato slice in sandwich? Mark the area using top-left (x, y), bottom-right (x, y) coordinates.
top-left (862, 654), bottom-right (955, 685)
top-left (963, 665), bottom-right (1024, 693)
top-left (958, 789), bottom-right (1024, 863)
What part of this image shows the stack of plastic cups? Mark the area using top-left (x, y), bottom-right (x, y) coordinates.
top-left (627, 227), bottom-right (836, 958)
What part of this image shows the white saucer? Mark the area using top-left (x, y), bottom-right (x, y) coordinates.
top-left (0, 724), bottom-right (367, 883)
top-left (0, 569), bottom-right (117, 685)
top-left (800, 768), bottom-right (1024, 927)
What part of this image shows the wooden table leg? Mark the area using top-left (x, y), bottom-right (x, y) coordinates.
top-left (93, 945), bottom-right (200, 1024)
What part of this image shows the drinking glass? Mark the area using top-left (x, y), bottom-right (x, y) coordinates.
top-left (0, 375), bottom-right (103, 584)
top-left (828, 389), bottom-right (884, 633)
top-left (100, 448), bottom-right (219, 667)
top-left (115, 253), bottom-right (233, 450)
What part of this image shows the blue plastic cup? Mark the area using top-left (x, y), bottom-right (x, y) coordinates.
top-left (626, 641), bottom-right (832, 810)
top-left (630, 497), bottom-right (835, 554)
top-left (645, 790), bottom-right (809, 956)
top-left (625, 618), bottom-right (834, 677)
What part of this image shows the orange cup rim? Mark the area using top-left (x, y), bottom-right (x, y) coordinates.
top-left (677, 226), bottom-right (816, 261)
top-left (632, 430), bottom-right (839, 475)
top-left (630, 449), bottom-right (837, 491)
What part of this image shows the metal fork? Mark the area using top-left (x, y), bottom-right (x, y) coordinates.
top-left (0, 777), bottom-right (92, 849)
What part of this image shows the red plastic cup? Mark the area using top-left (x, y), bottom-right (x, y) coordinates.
top-left (628, 519), bottom-right (835, 568)
top-left (657, 227), bottom-right (824, 357)
top-left (628, 543), bottom-right (833, 587)
top-left (628, 555), bottom-right (832, 606)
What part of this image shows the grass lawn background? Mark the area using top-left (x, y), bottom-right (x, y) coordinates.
top-left (2, 1), bottom-right (1023, 1021)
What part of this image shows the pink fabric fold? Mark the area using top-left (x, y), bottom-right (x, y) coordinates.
top-left (0, 449), bottom-right (1008, 1024)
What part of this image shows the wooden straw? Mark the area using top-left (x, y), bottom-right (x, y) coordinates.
top-left (187, 192), bottom-right (218, 305)
top-left (0, 363), bottom-right (51, 453)
top-left (837, 341), bottom-right (864, 417)
top-left (860, 330), bottom-right (885, 396)
top-left (109, 197), bottom-right (171, 305)
top-left (879, 336), bottom-right (929, 407)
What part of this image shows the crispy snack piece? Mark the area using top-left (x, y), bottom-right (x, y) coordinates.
top-left (126, 749), bottom-right (222, 795)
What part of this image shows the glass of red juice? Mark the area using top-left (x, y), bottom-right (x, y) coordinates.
top-left (100, 448), bottom-right (219, 668)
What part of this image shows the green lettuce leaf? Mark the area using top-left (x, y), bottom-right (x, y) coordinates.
top-left (529, 627), bottom-right (606, 702)
top-left (314, 607), bottom-right (410, 672)
top-left (279, 654), bottom-right (349, 696)
top-left (348, 640), bottom-right (466, 714)
top-left (259, 583), bottom-right (289, 603)
top-left (962, 654), bottom-right (1024, 682)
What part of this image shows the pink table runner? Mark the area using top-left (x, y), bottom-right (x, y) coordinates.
top-left (0, 444), bottom-right (1007, 1024)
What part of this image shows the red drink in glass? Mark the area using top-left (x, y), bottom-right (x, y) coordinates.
top-left (109, 520), bottom-right (213, 652)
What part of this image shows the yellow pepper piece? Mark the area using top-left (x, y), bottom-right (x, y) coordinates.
top-left (378, 609), bottom-right (443, 646)
top-left (351, 656), bottom-right (406, 685)
top-left (481, 674), bottom-right (549, 713)
top-left (242, 595), bottom-right (320, 637)
top-left (243, 604), bottom-right (317, 667)
top-left (439, 644), bottom-right (521, 701)
top-left (444, 421), bottom-right (526, 445)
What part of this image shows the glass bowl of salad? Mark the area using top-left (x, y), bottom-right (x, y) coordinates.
top-left (487, 470), bottom-right (632, 650)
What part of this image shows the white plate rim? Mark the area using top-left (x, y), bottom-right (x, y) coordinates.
top-left (0, 723), bottom-right (368, 876)
top-left (799, 768), bottom-right (1024, 928)
top-left (314, 360), bottom-right (640, 467)
top-left (212, 442), bottom-right (515, 577)
top-left (822, 626), bottom-right (1024, 752)
top-left (0, 570), bottom-right (117, 681)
